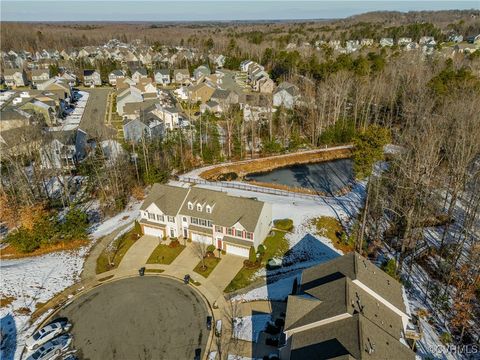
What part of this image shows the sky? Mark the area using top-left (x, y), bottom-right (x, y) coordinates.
top-left (1, 1), bottom-right (478, 22)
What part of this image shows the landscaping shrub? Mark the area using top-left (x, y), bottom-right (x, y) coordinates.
top-left (274, 219), bottom-right (294, 232)
top-left (207, 244), bottom-right (216, 253)
top-left (257, 244), bottom-right (266, 256)
top-left (249, 246), bottom-right (257, 263)
top-left (169, 239), bottom-right (180, 248)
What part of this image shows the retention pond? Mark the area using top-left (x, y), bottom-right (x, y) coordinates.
top-left (244, 158), bottom-right (354, 195)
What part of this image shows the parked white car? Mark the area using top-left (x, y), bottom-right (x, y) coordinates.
top-left (25, 334), bottom-right (72, 360)
top-left (25, 319), bottom-right (72, 351)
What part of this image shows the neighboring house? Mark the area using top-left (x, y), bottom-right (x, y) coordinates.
top-left (257, 77), bottom-right (275, 94)
top-left (131, 68), bottom-right (148, 83)
top-left (448, 34), bottom-right (463, 43)
top-left (3, 68), bottom-right (27, 87)
top-left (83, 70), bottom-right (101, 86)
top-left (123, 111), bottom-right (163, 143)
top-left (139, 184), bottom-right (272, 257)
top-left (380, 38), bottom-right (394, 47)
top-left (397, 37), bottom-right (413, 46)
top-left (0, 108), bottom-right (31, 131)
top-left (31, 69), bottom-right (50, 85)
top-left (154, 69), bottom-right (171, 86)
top-left (360, 38), bottom-right (374, 47)
top-left (466, 34), bottom-right (480, 44)
top-left (273, 82), bottom-right (299, 109)
top-left (116, 87), bottom-right (143, 115)
top-left (419, 36), bottom-right (436, 46)
top-left (210, 89), bottom-right (239, 108)
top-left (152, 105), bottom-right (180, 130)
top-left (210, 54), bottom-right (226, 68)
top-left (200, 100), bottom-right (221, 114)
top-left (281, 252), bottom-right (415, 360)
top-left (40, 130), bottom-right (77, 169)
top-left (187, 83), bottom-right (216, 103)
top-left (173, 69), bottom-right (190, 84)
top-left (108, 70), bottom-right (125, 86)
top-left (193, 65), bottom-right (211, 81)
top-left (20, 99), bottom-right (57, 126)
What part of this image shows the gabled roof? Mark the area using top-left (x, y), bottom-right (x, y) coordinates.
top-left (140, 184), bottom-right (267, 232)
top-left (301, 252), bottom-right (406, 313)
top-left (3, 68), bottom-right (23, 76)
top-left (83, 69), bottom-right (98, 77)
top-left (140, 183), bottom-right (189, 215)
top-left (155, 69), bottom-right (170, 75)
top-left (289, 313), bottom-right (415, 360)
top-left (179, 186), bottom-right (265, 232)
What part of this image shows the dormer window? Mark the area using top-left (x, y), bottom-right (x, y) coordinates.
top-left (188, 202), bottom-right (193, 210)
top-left (197, 204), bottom-right (202, 211)
top-left (206, 205), bottom-right (212, 214)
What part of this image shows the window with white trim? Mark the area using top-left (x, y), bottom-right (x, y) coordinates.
top-left (235, 229), bottom-right (243, 238)
top-left (156, 214), bottom-right (164, 222)
top-left (148, 212), bottom-right (155, 220)
top-left (215, 225), bottom-right (223, 233)
top-left (206, 205), bottom-right (212, 214)
top-left (168, 216), bottom-right (175, 223)
top-left (197, 204), bottom-right (202, 211)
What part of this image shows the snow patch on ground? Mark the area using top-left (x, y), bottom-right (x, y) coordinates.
top-left (233, 275), bottom-right (300, 302)
top-left (0, 248), bottom-right (86, 359)
top-left (0, 200), bottom-right (141, 360)
top-left (89, 200), bottom-right (141, 240)
top-left (233, 314), bottom-right (271, 342)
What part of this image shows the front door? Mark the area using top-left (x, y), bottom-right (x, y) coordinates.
top-left (217, 238), bottom-right (222, 250)
top-left (183, 228), bottom-right (188, 238)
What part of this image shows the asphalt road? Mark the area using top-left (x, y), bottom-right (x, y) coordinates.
top-left (58, 276), bottom-right (209, 360)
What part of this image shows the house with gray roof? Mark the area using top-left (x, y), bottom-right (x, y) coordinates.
top-left (281, 252), bottom-right (415, 360)
top-left (273, 82), bottom-right (300, 109)
top-left (173, 69), bottom-right (191, 84)
top-left (3, 68), bottom-right (27, 87)
top-left (154, 69), bottom-right (171, 86)
top-left (83, 69), bottom-right (101, 86)
top-left (31, 69), bottom-right (50, 85)
top-left (108, 70), bottom-right (126, 86)
top-left (139, 184), bottom-right (272, 257)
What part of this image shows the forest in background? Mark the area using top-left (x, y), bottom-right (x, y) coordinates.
top-left (1, 9), bottom-right (480, 55)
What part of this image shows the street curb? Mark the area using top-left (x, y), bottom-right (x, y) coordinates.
top-left (22, 272), bottom-right (215, 360)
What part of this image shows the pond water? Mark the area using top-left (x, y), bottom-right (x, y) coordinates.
top-left (245, 158), bottom-right (354, 195)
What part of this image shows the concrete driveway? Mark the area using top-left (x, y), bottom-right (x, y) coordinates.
top-left (58, 277), bottom-right (210, 360)
top-left (117, 235), bottom-right (159, 272)
top-left (207, 254), bottom-right (244, 291)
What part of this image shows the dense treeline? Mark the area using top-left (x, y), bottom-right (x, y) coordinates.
top-left (1, 9), bottom-right (479, 52)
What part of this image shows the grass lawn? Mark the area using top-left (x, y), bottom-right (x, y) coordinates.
top-left (311, 216), bottom-right (355, 253)
top-left (146, 243), bottom-right (185, 264)
top-left (96, 227), bottom-right (141, 274)
top-left (224, 229), bottom-right (289, 293)
top-left (193, 257), bottom-right (221, 278)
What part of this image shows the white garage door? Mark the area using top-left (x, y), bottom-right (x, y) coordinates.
top-left (226, 244), bottom-right (250, 257)
top-left (191, 233), bottom-right (213, 245)
top-left (143, 226), bottom-right (164, 237)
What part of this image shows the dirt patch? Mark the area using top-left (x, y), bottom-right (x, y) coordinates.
top-left (199, 147), bottom-right (352, 181)
top-left (0, 239), bottom-right (89, 260)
